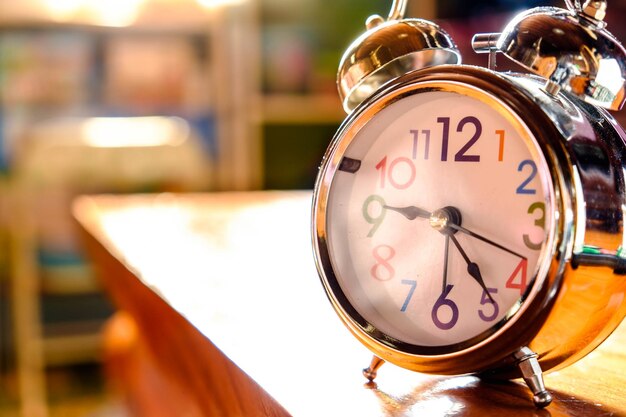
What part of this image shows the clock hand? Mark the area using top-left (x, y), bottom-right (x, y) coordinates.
top-left (388, 204), bottom-right (527, 261)
top-left (449, 234), bottom-right (495, 303)
top-left (386, 204), bottom-right (517, 301)
top-left (447, 222), bottom-right (527, 260)
top-left (383, 205), bottom-right (431, 220)
top-left (442, 235), bottom-right (450, 294)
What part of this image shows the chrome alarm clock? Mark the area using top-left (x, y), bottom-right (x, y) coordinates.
top-left (312, 0), bottom-right (626, 408)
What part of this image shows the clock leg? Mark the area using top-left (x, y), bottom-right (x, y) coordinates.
top-left (363, 355), bottom-right (385, 381)
top-left (515, 347), bottom-right (553, 408)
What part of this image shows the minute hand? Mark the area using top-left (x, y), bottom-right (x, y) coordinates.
top-left (383, 205), bottom-right (431, 220)
top-left (447, 223), bottom-right (527, 260)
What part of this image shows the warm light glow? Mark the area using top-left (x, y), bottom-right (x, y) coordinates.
top-left (596, 58), bottom-right (624, 97)
top-left (196, 0), bottom-right (246, 8)
top-left (89, 0), bottom-right (145, 27)
top-left (42, 0), bottom-right (84, 20)
top-left (81, 117), bottom-right (188, 148)
top-left (42, 0), bottom-right (145, 26)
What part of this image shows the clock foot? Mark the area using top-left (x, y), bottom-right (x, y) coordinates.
top-left (515, 347), bottom-right (552, 408)
top-left (363, 356), bottom-right (385, 381)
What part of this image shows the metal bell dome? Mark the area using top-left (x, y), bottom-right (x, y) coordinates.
top-left (337, 1), bottom-right (460, 113)
top-left (496, 1), bottom-right (626, 110)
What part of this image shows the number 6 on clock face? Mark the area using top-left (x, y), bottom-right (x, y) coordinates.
top-left (322, 82), bottom-right (555, 353)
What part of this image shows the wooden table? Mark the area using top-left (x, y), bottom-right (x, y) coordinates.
top-left (73, 191), bottom-right (626, 417)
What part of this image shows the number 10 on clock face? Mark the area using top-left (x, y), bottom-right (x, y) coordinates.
top-left (324, 83), bottom-right (555, 353)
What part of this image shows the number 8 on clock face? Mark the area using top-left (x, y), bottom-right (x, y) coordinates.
top-left (322, 81), bottom-right (555, 353)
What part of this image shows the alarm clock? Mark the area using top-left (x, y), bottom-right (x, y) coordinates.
top-left (312, 0), bottom-right (626, 408)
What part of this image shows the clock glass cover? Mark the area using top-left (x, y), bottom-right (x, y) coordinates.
top-left (322, 81), bottom-right (556, 354)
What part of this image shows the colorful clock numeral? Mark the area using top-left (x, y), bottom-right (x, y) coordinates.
top-left (478, 288), bottom-right (500, 322)
top-left (454, 116), bottom-right (482, 162)
top-left (524, 202), bottom-right (546, 250)
top-left (437, 116), bottom-right (482, 162)
top-left (410, 129), bottom-right (430, 160)
top-left (375, 156), bottom-right (416, 189)
top-left (432, 284), bottom-right (460, 330)
top-left (496, 129), bottom-right (505, 161)
top-left (400, 279), bottom-right (417, 312)
top-left (410, 121), bottom-right (507, 163)
top-left (506, 258), bottom-right (528, 295)
top-left (430, 286), bottom-right (500, 329)
top-left (371, 244), bottom-right (396, 281)
top-left (438, 117), bottom-right (451, 161)
top-left (362, 195), bottom-right (387, 237)
top-left (516, 160), bottom-right (538, 194)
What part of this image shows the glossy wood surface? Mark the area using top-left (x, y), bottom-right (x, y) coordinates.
top-left (73, 191), bottom-right (626, 416)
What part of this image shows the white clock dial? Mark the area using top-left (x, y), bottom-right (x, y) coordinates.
top-left (324, 84), bottom-right (555, 350)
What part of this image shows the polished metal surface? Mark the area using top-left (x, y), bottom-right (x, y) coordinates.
top-left (337, 14), bottom-right (459, 113)
top-left (387, 0), bottom-right (408, 21)
top-left (509, 72), bottom-right (626, 272)
top-left (495, 4), bottom-right (626, 110)
top-left (514, 347), bottom-right (553, 408)
top-left (565, 0), bottom-right (607, 22)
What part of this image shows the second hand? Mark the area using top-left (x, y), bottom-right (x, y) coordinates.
top-left (447, 222), bottom-right (527, 260)
top-left (384, 204), bottom-right (527, 261)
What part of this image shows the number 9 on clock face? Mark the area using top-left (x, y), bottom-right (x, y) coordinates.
top-left (319, 81), bottom-right (556, 354)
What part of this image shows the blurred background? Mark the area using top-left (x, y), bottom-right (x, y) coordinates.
top-left (0, 0), bottom-right (625, 416)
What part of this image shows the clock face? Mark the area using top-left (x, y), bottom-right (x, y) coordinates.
top-left (319, 82), bottom-right (555, 354)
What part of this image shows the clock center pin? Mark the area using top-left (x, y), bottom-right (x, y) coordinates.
top-left (429, 206), bottom-right (462, 235)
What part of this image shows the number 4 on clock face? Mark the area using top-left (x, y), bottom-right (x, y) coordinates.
top-left (506, 258), bottom-right (528, 295)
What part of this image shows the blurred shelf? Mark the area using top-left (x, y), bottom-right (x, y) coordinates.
top-left (42, 331), bottom-right (103, 367)
top-left (262, 94), bottom-right (344, 125)
top-left (41, 264), bottom-right (99, 295)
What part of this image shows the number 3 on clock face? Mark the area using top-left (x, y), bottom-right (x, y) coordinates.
top-left (323, 82), bottom-right (555, 353)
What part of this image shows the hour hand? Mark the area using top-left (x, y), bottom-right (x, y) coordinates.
top-left (449, 234), bottom-right (495, 303)
top-left (383, 205), bottom-right (431, 220)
